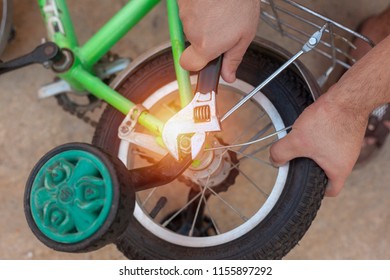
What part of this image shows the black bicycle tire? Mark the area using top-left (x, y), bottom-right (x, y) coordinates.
top-left (92, 41), bottom-right (327, 259)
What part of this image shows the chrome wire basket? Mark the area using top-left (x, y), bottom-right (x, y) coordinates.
top-left (260, 0), bottom-right (375, 87)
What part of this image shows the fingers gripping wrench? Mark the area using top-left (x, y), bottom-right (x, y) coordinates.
top-left (162, 56), bottom-right (223, 160)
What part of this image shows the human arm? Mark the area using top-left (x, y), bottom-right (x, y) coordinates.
top-left (270, 35), bottom-right (390, 196)
top-left (177, 0), bottom-right (260, 82)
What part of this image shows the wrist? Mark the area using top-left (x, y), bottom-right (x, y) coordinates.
top-left (320, 89), bottom-right (369, 133)
top-left (325, 83), bottom-right (374, 119)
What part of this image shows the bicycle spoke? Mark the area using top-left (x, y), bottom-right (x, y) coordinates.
top-left (229, 149), bottom-right (273, 167)
top-left (220, 115), bottom-right (271, 160)
top-left (206, 126), bottom-right (292, 151)
top-left (233, 164), bottom-right (269, 198)
top-left (141, 187), bottom-right (157, 207)
top-left (238, 122), bottom-right (272, 153)
top-left (224, 152), bottom-right (270, 198)
top-left (228, 111), bottom-right (266, 145)
top-left (161, 191), bottom-right (202, 228)
top-left (189, 176), bottom-right (211, 237)
top-left (205, 185), bottom-right (248, 222)
top-left (236, 140), bottom-right (277, 162)
top-left (202, 195), bottom-right (221, 235)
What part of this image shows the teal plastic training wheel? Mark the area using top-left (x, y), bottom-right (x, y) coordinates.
top-left (24, 143), bottom-right (135, 253)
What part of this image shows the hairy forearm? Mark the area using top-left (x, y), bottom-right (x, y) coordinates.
top-left (327, 35), bottom-right (390, 117)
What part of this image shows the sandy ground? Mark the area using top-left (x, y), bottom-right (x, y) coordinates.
top-left (0, 0), bottom-right (388, 260)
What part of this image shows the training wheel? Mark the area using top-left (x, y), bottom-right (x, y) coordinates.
top-left (24, 142), bottom-right (135, 253)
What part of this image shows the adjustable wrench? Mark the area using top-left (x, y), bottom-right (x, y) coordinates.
top-left (162, 56), bottom-right (222, 160)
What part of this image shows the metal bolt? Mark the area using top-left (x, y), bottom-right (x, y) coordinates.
top-left (44, 44), bottom-right (55, 56)
top-left (120, 125), bottom-right (130, 135)
top-left (309, 37), bottom-right (317, 46)
top-left (42, 61), bottom-right (52, 69)
top-left (178, 135), bottom-right (192, 154)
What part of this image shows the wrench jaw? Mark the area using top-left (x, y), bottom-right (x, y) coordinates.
top-left (163, 55), bottom-right (223, 161)
top-left (190, 132), bottom-right (206, 160)
top-left (162, 91), bottom-right (221, 161)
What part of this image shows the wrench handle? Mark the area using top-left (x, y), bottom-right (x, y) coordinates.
top-left (195, 55), bottom-right (222, 94)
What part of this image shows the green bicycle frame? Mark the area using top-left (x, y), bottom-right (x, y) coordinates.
top-left (38, 0), bottom-right (192, 135)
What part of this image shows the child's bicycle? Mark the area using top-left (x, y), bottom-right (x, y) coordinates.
top-left (0, 0), bottom-right (374, 259)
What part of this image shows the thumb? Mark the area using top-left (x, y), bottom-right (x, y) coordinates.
top-left (324, 170), bottom-right (348, 197)
top-left (220, 38), bottom-right (249, 83)
top-left (180, 45), bottom-right (213, 72)
top-left (269, 131), bottom-right (304, 167)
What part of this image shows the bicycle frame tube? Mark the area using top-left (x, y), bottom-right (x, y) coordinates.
top-left (38, 0), bottom-right (192, 137)
top-left (78, 0), bottom-right (160, 69)
top-left (39, 0), bottom-right (160, 69)
top-left (38, 0), bottom-right (78, 49)
top-left (72, 67), bottom-right (164, 135)
top-left (166, 0), bottom-right (192, 107)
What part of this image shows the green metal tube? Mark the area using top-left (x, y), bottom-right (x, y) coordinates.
top-left (72, 66), bottom-right (133, 113)
top-left (166, 0), bottom-right (193, 108)
top-left (38, 0), bottom-right (79, 49)
top-left (79, 0), bottom-right (160, 68)
top-left (71, 66), bottom-right (164, 135)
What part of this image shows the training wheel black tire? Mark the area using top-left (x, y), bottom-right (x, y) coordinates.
top-left (24, 142), bottom-right (135, 253)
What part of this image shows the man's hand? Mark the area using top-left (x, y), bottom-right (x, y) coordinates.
top-left (269, 92), bottom-right (367, 197)
top-left (177, 0), bottom-right (260, 82)
top-left (270, 35), bottom-right (390, 196)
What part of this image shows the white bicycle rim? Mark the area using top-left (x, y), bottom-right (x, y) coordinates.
top-left (118, 77), bottom-right (289, 247)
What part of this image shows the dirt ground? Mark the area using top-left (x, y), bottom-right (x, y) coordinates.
top-left (0, 0), bottom-right (389, 260)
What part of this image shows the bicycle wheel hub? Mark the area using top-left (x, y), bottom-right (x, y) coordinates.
top-left (185, 137), bottom-right (233, 188)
